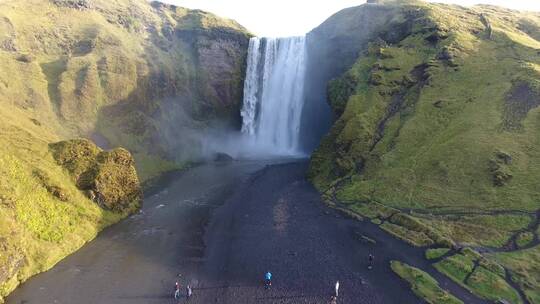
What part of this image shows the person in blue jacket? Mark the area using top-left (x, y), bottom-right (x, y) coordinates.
top-left (265, 271), bottom-right (272, 289)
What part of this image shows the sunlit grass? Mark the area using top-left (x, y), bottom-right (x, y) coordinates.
top-left (309, 2), bottom-right (540, 302)
top-left (391, 260), bottom-right (464, 304)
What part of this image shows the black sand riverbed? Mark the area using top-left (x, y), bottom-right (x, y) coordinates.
top-left (7, 160), bottom-right (486, 304)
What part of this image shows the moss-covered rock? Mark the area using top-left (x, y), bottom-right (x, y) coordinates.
top-left (92, 148), bottom-right (141, 212)
top-left (50, 139), bottom-right (142, 213)
top-left (49, 139), bottom-right (101, 181)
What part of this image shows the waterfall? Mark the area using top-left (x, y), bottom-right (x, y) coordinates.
top-left (240, 36), bottom-right (307, 155)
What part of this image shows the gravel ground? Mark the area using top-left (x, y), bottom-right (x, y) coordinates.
top-left (180, 161), bottom-right (487, 304)
top-left (6, 160), bottom-right (488, 304)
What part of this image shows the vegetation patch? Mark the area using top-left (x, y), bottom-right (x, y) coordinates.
top-left (515, 232), bottom-right (534, 248)
top-left (494, 246), bottom-right (540, 304)
top-left (420, 213), bottom-right (531, 248)
top-left (381, 222), bottom-right (434, 247)
top-left (434, 253), bottom-right (476, 283)
top-left (467, 266), bottom-right (522, 304)
top-left (426, 248), bottom-right (451, 260)
top-left (391, 260), bottom-right (463, 304)
top-left (345, 201), bottom-right (454, 248)
top-left (435, 251), bottom-right (523, 303)
top-left (349, 201), bottom-right (398, 219)
top-left (389, 213), bottom-right (455, 248)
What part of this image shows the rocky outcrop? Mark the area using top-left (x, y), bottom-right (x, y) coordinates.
top-left (49, 139), bottom-right (142, 213)
top-left (51, 0), bottom-right (93, 10)
top-left (489, 150), bottom-right (513, 187)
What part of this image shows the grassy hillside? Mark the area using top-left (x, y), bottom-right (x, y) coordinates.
top-left (308, 1), bottom-right (540, 302)
top-left (391, 260), bottom-right (463, 304)
top-left (0, 117), bottom-right (131, 301)
top-left (0, 0), bottom-right (250, 301)
top-left (0, 0), bottom-right (251, 180)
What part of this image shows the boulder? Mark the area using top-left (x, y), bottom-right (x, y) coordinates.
top-left (49, 139), bottom-right (142, 213)
top-left (92, 148), bottom-right (141, 212)
top-left (214, 152), bottom-right (235, 162)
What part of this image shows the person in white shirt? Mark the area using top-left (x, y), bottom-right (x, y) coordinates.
top-left (186, 284), bottom-right (192, 299)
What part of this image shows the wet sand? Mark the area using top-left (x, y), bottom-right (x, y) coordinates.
top-left (7, 160), bottom-right (487, 304)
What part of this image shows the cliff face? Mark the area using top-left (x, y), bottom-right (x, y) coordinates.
top-left (0, 0), bottom-right (251, 180)
top-left (301, 3), bottom-right (409, 152)
top-left (307, 1), bottom-right (540, 301)
top-left (309, 0), bottom-right (540, 219)
top-left (0, 0), bottom-right (250, 301)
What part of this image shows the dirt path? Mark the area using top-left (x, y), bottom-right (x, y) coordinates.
top-left (7, 160), bottom-right (487, 304)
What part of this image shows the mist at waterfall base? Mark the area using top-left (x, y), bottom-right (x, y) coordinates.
top-left (162, 35), bottom-right (332, 162)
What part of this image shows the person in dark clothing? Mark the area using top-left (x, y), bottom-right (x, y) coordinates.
top-left (174, 281), bottom-right (181, 300)
top-left (368, 254), bottom-right (374, 269)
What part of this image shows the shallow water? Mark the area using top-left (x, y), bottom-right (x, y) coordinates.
top-left (6, 160), bottom-right (273, 304)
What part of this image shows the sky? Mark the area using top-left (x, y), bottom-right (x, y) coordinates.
top-left (161, 0), bottom-right (540, 37)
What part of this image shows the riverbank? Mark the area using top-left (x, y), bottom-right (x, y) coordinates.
top-left (7, 160), bottom-right (488, 303)
top-left (191, 161), bottom-right (487, 303)
top-left (5, 160), bottom-right (269, 303)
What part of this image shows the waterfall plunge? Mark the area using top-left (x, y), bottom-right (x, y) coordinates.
top-left (240, 36), bottom-right (307, 156)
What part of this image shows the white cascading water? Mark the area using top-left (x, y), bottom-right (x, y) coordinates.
top-left (240, 36), bottom-right (307, 155)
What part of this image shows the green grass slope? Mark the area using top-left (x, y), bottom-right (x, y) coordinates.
top-left (308, 1), bottom-right (540, 302)
top-left (0, 0), bottom-right (250, 301)
top-left (0, 114), bottom-right (128, 301)
top-left (391, 260), bottom-right (463, 304)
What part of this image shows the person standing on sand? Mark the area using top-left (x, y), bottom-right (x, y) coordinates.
top-left (186, 284), bottom-right (192, 299)
top-left (335, 280), bottom-right (340, 298)
top-left (265, 271), bottom-right (272, 289)
top-left (368, 254), bottom-right (374, 270)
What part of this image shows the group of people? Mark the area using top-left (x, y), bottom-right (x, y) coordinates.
top-left (265, 253), bottom-right (375, 304)
top-left (173, 254), bottom-right (375, 302)
top-left (174, 281), bottom-right (192, 301)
